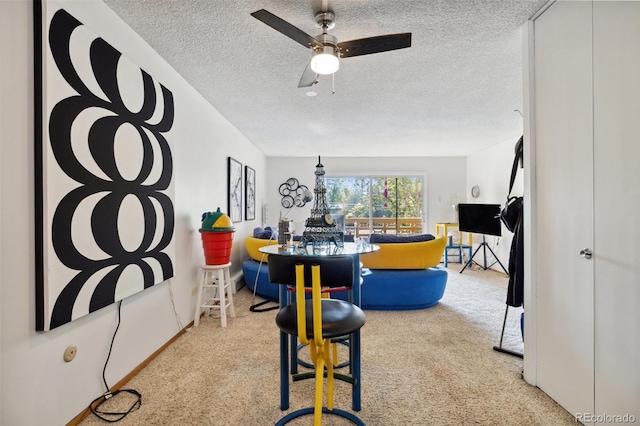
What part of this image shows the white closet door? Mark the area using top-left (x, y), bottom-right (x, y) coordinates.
top-left (533, 0), bottom-right (595, 416)
top-left (593, 1), bottom-right (640, 418)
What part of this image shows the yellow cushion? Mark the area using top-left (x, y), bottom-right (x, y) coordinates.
top-left (361, 235), bottom-right (446, 269)
top-left (245, 236), bottom-right (278, 262)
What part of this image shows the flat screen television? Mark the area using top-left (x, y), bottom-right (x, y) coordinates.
top-left (458, 203), bottom-right (502, 237)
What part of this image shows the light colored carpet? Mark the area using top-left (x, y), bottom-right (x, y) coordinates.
top-left (80, 264), bottom-right (575, 425)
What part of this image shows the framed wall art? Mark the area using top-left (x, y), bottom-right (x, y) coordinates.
top-left (245, 166), bottom-right (256, 220)
top-left (228, 157), bottom-right (242, 223)
top-left (34, 1), bottom-right (175, 330)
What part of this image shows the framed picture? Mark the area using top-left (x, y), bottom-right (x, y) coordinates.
top-left (34, 2), bottom-right (175, 330)
top-left (245, 166), bottom-right (256, 220)
top-left (228, 157), bottom-right (242, 223)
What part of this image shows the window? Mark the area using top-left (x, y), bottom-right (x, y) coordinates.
top-left (325, 175), bottom-right (425, 237)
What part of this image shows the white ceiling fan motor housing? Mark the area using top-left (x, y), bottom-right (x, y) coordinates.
top-left (311, 33), bottom-right (340, 74)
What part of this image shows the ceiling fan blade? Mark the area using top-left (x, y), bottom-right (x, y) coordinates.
top-left (338, 33), bottom-right (412, 58)
top-left (251, 9), bottom-right (321, 49)
top-left (298, 61), bottom-right (317, 88)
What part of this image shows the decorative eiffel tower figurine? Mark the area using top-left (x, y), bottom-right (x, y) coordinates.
top-left (299, 156), bottom-right (344, 247)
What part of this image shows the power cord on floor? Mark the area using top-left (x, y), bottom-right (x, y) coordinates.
top-left (167, 279), bottom-right (184, 331)
top-left (89, 300), bottom-right (142, 423)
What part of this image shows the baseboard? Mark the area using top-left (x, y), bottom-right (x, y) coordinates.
top-left (489, 266), bottom-right (509, 277)
top-left (231, 270), bottom-right (244, 291)
top-left (66, 319), bottom-right (195, 426)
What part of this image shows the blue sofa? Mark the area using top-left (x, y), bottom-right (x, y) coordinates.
top-left (359, 267), bottom-right (448, 310)
top-left (242, 257), bottom-right (278, 301)
top-left (358, 234), bottom-right (448, 310)
top-left (242, 234), bottom-right (448, 310)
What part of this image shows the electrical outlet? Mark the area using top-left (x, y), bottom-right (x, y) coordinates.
top-left (192, 287), bottom-right (197, 295)
top-left (63, 345), bottom-right (77, 362)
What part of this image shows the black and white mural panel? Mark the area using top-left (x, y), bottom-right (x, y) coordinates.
top-left (35, 1), bottom-right (175, 330)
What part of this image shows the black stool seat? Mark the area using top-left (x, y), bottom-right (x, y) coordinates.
top-left (276, 299), bottom-right (365, 339)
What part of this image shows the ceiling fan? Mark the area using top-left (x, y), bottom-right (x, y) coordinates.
top-left (250, 8), bottom-right (412, 88)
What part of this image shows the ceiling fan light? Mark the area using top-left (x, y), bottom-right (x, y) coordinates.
top-left (311, 48), bottom-right (339, 75)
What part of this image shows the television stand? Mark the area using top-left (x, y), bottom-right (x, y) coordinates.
top-left (460, 235), bottom-right (508, 275)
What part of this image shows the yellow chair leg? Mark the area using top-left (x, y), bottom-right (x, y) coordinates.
top-left (325, 339), bottom-right (334, 411)
top-left (314, 353), bottom-right (325, 426)
top-left (309, 341), bottom-right (317, 363)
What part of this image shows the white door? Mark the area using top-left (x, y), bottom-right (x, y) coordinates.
top-left (592, 2), bottom-right (640, 418)
top-left (533, 0), bottom-right (595, 416)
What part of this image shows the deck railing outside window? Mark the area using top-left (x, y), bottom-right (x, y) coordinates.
top-left (344, 217), bottom-right (422, 237)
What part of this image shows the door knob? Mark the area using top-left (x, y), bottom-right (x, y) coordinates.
top-left (580, 248), bottom-right (592, 259)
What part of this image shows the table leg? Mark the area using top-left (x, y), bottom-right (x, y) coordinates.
top-left (279, 285), bottom-right (289, 410)
top-left (352, 254), bottom-right (362, 411)
top-left (352, 329), bottom-right (361, 411)
top-left (352, 254), bottom-right (361, 307)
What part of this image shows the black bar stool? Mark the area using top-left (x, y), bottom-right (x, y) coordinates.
top-left (268, 255), bottom-right (366, 426)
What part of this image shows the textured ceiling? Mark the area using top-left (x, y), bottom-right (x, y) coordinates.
top-left (102, 0), bottom-right (546, 157)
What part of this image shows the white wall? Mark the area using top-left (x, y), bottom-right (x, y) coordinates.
top-left (266, 156), bottom-right (467, 236)
top-left (0, 1), bottom-right (264, 424)
top-left (466, 138), bottom-right (523, 271)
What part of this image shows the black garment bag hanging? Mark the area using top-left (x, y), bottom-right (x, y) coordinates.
top-left (494, 137), bottom-right (524, 359)
top-left (505, 137), bottom-right (524, 308)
